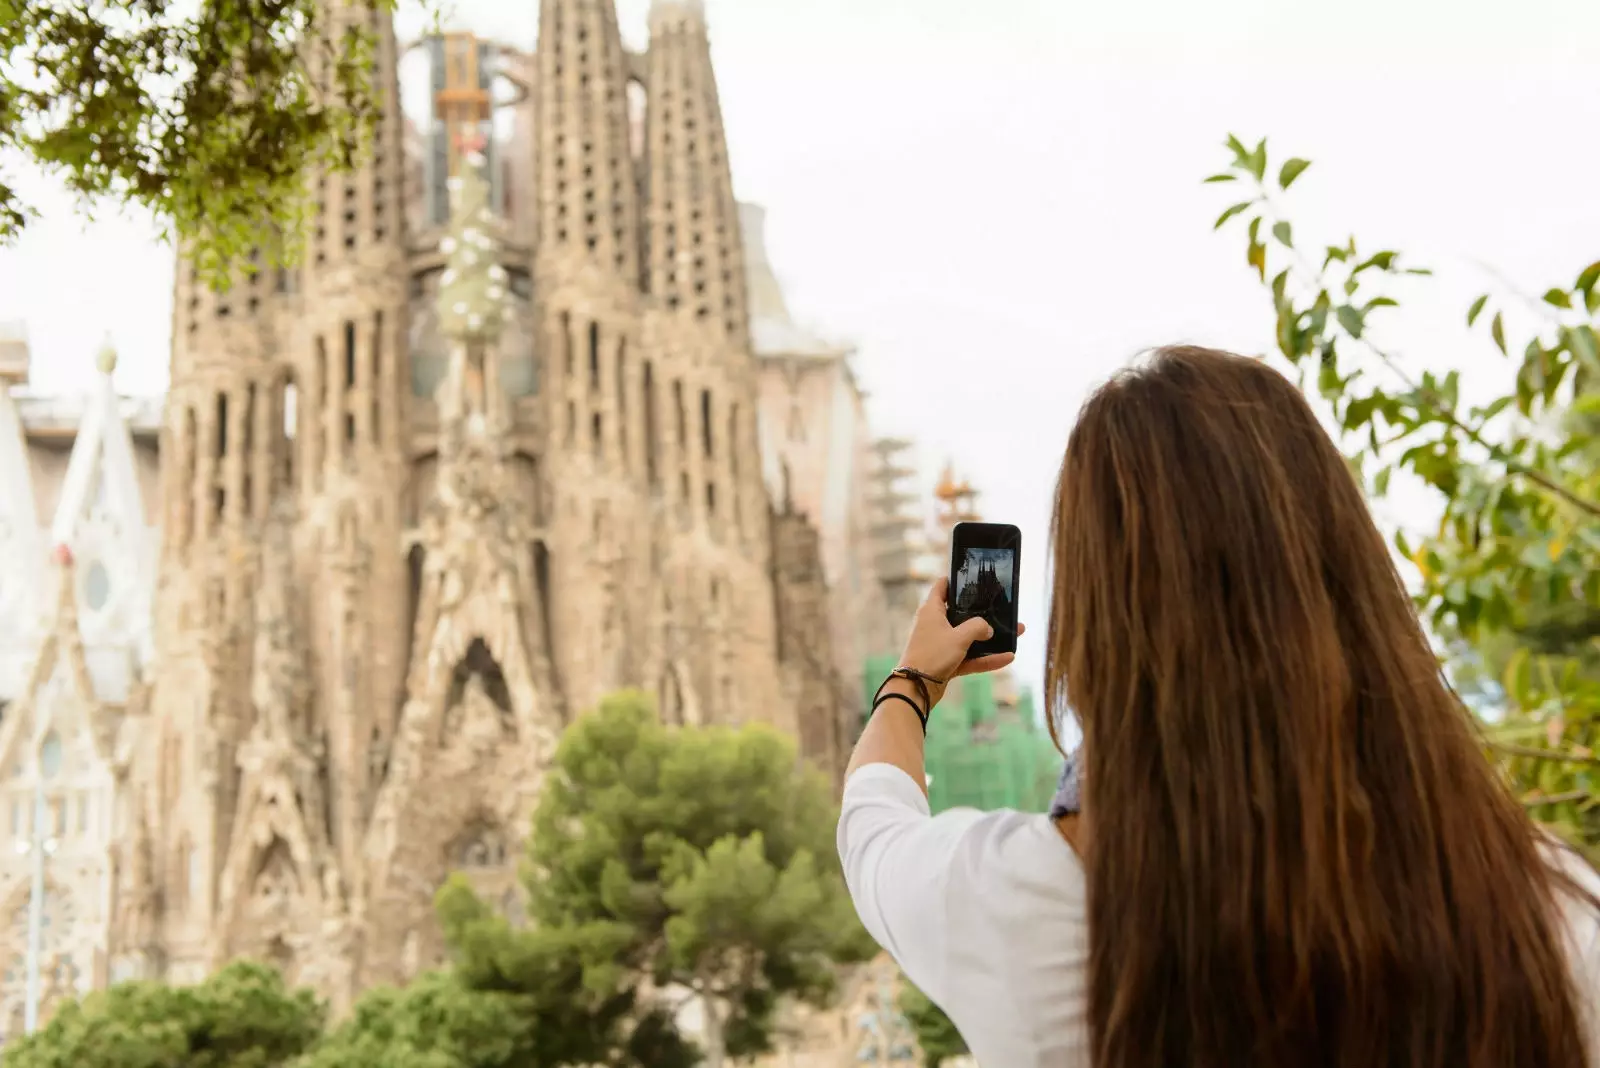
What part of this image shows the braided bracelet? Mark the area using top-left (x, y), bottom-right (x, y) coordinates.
top-left (869, 666), bottom-right (949, 736)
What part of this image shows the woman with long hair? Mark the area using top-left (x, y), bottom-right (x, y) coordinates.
top-left (838, 346), bottom-right (1600, 1067)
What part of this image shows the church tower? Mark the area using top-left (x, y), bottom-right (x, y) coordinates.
top-left (532, 0), bottom-right (652, 716)
top-left (152, 125), bottom-right (300, 988)
top-left (643, 0), bottom-right (749, 341)
top-left (138, 0), bottom-right (410, 987)
top-left (288, 0), bottom-right (412, 915)
top-left (640, 0), bottom-right (783, 730)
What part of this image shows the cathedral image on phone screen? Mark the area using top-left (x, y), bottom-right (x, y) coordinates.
top-left (952, 546), bottom-right (1015, 629)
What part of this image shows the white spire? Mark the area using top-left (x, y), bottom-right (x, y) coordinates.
top-left (45, 338), bottom-right (155, 668)
top-left (50, 338), bottom-right (145, 547)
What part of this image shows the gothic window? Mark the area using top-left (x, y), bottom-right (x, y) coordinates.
top-left (280, 373), bottom-right (298, 489)
top-left (700, 388), bottom-right (713, 458)
top-left (446, 640), bottom-right (513, 716)
top-left (251, 839), bottom-right (297, 914)
top-left (215, 392), bottom-right (229, 459)
top-left (82, 560), bottom-right (111, 612)
top-left (673, 380), bottom-right (686, 446)
top-left (643, 361), bottom-right (659, 487)
top-left (372, 310), bottom-right (385, 444)
top-left (588, 321), bottom-right (601, 393)
top-left (38, 732), bottom-right (61, 781)
top-left (452, 823), bottom-right (508, 870)
top-left (616, 340), bottom-right (629, 469)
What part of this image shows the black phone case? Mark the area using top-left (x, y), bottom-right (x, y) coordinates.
top-left (946, 522), bottom-right (1021, 659)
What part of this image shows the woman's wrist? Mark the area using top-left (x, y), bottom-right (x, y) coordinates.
top-left (885, 674), bottom-right (942, 715)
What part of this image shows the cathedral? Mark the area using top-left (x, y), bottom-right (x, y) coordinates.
top-left (0, 0), bottom-right (929, 1032)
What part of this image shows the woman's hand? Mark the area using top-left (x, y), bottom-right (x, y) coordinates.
top-left (898, 578), bottom-right (1025, 709)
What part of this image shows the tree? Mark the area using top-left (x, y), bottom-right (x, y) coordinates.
top-left (1207, 137), bottom-right (1600, 858)
top-left (301, 888), bottom-right (699, 1068)
top-left (0, 0), bottom-right (426, 283)
top-left (504, 690), bottom-right (878, 1067)
top-left (2, 960), bottom-right (324, 1068)
top-left (897, 982), bottom-right (969, 1068)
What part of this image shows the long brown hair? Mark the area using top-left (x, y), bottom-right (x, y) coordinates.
top-left (1045, 346), bottom-right (1595, 1068)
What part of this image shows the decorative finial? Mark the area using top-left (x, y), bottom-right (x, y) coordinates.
top-left (96, 335), bottom-right (117, 375)
top-left (435, 145), bottom-right (510, 343)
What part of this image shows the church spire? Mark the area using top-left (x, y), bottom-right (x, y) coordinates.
top-left (435, 145), bottom-right (515, 437)
top-left (643, 0), bottom-right (749, 340)
top-left (51, 339), bottom-right (146, 548)
top-left (535, 0), bottom-right (641, 280)
top-left (437, 145), bottom-right (512, 346)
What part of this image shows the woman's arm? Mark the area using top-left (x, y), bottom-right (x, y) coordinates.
top-left (843, 578), bottom-right (1020, 791)
top-left (836, 581), bottom-right (1025, 997)
top-left (844, 676), bottom-right (930, 792)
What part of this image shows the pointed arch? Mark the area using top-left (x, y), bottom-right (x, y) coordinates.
top-left (445, 814), bottom-right (510, 872)
top-left (445, 638), bottom-right (512, 715)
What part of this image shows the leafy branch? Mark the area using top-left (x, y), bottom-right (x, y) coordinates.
top-left (1208, 136), bottom-right (1600, 854)
top-left (1, 0), bottom-right (438, 288)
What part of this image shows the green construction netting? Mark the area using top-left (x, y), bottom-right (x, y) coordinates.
top-left (861, 656), bottom-right (1062, 815)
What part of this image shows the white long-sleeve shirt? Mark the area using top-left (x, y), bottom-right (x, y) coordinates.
top-left (837, 761), bottom-right (1600, 1068)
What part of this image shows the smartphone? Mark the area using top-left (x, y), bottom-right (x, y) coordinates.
top-left (946, 522), bottom-right (1021, 659)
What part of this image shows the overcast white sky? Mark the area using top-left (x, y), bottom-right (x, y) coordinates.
top-left (2, 0), bottom-right (1598, 697)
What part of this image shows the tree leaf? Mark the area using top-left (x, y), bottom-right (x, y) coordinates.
top-left (1248, 241), bottom-right (1267, 281)
top-left (1272, 220), bottom-right (1293, 248)
top-left (1271, 269), bottom-right (1290, 310)
top-left (1542, 288), bottom-right (1573, 309)
top-left (1214, 201), bottom-right (1252, 230)
top-left (1204, 173), bottom-right (1238, 183)
top-left (1364, 296), bottom-right (1398, 311)
top-left (1477, 395), bottom-right (1514, 422)
top-left (1374, 466), bottom-right (1392, 495)
top-left (1336, 305), bottom-right (1365, 339)
top-left (1491, 312), bottom-right (1507, 355)
top-left (1248, 138), bottom-right (1268, 182)
top-left (1278, 157), bottom-right (1312, 189)
top-left (1564, 325), bottom-right (1600, 370)
top-left (1467, 294), bottom-right (1489, 327)
top-left (1577, 260), bottom-right (1600, 294)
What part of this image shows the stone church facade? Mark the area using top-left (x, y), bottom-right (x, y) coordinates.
top-left (0, 0), bottom-right (932, 1035)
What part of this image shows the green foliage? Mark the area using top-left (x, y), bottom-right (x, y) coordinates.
top-left (299, 956), bottom-right (696, 1068)
top-left (2, 960), bottom-right (324, 1068)
top-left (0, 0), bottom-right (434, 287)
top-left (1209, 137), bottom-right (1600, 859)
top-left (506, 690), bottom-right (877, 1063)
top-left (897, 982), bottom-right (968, 1068)
top-left (295, 972), bottom-right (537, 1068)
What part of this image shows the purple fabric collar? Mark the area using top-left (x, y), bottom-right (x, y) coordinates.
top-left (1049, 748), bottom-right (1082, 818)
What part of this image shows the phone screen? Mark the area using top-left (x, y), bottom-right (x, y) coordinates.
top-left (947, 522), bottom-right (1021, 659)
